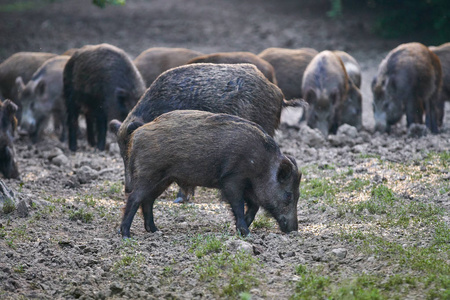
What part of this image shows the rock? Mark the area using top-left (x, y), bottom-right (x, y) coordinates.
top-left (297, 125), bottom-right (326, 148)
top-left (0, 179), bottom-right (16, 214)
top-left (51, 154), bottom-right (69, 166)
top-left (328, 124), bottom-right (358, 146)
top-left (331, 248), bottom-right (347, 259)
top-left (76, 166), bottom-right (99, 184)
top-left (46, 148), bottom-right (64, 160)
top-left (407, 123), bottom-right (429, 138)
top-left (16, 200), bottom-right (29, 218)
top-left (225, 238), bottom-right (253, 254)
top-left (110, 282), bottom-right (123, 295)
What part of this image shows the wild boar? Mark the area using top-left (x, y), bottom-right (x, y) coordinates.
top-left (109, 63), bottom-right (304, 198)
top-left (64, 43), bottom-right (146, 151)
top-left (120, 110), bottom-right (301, 238)
top-left (372, 42), bottom-right (443, 133)
top-left (187, 51), bottom-right (277, 84)
top-left (133, 47), bottom-right (203, 87)
top-left (15, 55), bottom-right (70, 142)
top-left (0, 99), bottom-right (19, 179)
top-left (429, 42), bottom-right (450, 127)
top-left (258, 47), bottom-right (318, 99)
top-left (0, 52), bottom-right (56, 118)
top-left (302, 50), bottom-right (349, 136)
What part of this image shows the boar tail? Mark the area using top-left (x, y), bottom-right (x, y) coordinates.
top-left (283, 98), bottom-right (309, 109)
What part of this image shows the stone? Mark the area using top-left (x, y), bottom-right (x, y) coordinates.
top-left (328, 124), bottom-right (358, 146)
top-left (297, 125), bottom-right (326, 148)
top-left (225, 238), bottom-right (253, 254)
top-left (331, 248), bottom-right (347, 259)
top-left (76, 165), bottom-right (98, 184)
top-left (16, 200), bottom-right (29, 218)
top-left (52, 154), bottom-right (69, 166)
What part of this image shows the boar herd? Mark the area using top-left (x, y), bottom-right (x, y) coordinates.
top-left (0, 41), bottom-right (448, 238)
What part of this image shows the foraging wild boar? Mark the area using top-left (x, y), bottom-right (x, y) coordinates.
top-left (133, 47), bottom-right (203, 87)
top-left (302, 50), bottom-right (349, 136)
top-left (187, 51), bottom-right (277, 84)
top-left (64, 43), bottom-right (146, 151)
top-left (109, 63), bottom-right (304, 198)
top-left (16, 55), bottom-right (70, 142)
top-left (333, 50), bottom-right (361, 88)
top-left (0, 99), bottom-right (19, 179)
top-left (120, 110), bottom-right (301, 238)
top-left (0, 52), bottom-right (56, 113)
top-left (429, 42), bottom-right (450, 126)
top-left (258, 47), bottom-right (318, 99)
top-left (372, 42), bottom-right (443, 133)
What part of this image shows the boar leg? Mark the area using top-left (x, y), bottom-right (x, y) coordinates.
top-left (424, 95), bottom-right (440, 134)
top-left (244, 199), bottom-right (259, 227)
top-left (85, 112), bottom-right (96, 147)
top-left (96, 109), bottom-right (107, 151)
top-left (66, 93), bottom-right (79, 152)
top-left (141, 180), bottom-right (171, 233)
top-left (222, 180), bottom-right (249, 236)
top-left (120, 190), bottom-right (144, 238)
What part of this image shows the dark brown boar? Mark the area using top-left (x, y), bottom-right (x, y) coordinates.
top-left (302, 50), bottom-right (349, 136)
top-left (372, 42), bottom-right (443, 133)
top-left (0, 52), bottom-right (56, 116)
top-left (429, 42), bottom-right (450, 127)
top-left (16, 55), bottom-right (70, 142)
top-left (64, 43), bottom-right (146, 151)
top-left (0, 99), bottom-right (19, 179)
top-left (258, 47), bottom-right (318, 100)
top-left (187, 51), bottom-right (277, 84)
top-left (333, 50), bottom-right (361, 88)
top-left (133, 47), bottom-right (203, 87)
top-left (109, 63), bottom-right (304, 197)
top-left (120, 110), bottom-right (301, 238)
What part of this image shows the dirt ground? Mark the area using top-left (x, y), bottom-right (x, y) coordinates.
top-left (1, 0), bottom-right (449, 299)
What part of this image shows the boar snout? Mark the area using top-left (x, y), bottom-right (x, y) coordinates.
top-left (278, 214), bottom-right (298, 233)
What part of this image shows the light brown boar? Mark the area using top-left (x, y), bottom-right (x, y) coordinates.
top-left (133, 47), bottom-right (203, 87)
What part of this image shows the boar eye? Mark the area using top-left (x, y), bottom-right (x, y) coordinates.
top-left (284, 191), bottom-right (293, 204)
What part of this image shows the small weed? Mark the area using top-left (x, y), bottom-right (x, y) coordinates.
top-left (344, 178), bottom-right (370, 192)
top-left (68, 208), bottom-right (94, 223)
top-left (190, 234), bottom-right (224, 258)
top-left (13, 264), bottom-right (25, 273)
top-left (2, 197), bottom-right (16, 214)
top-left (251, 212), bottom-right (274, 229)
top-left (113, 238), bottom-right (145, 278)
top-left (358, 153), bottom-right (381, 160)
top-left (300, 178), bottom-right (336, 200)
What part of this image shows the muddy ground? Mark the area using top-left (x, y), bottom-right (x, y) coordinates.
top-left (0, 0), bottom-right (449, 299)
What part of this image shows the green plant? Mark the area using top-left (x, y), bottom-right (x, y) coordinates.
top-left (68, 208), bottom-right (94, 223)
top-left (2, 197), bottom-right (16, 214)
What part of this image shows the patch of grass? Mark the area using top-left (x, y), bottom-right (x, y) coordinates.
top-left (44, 195), bottom-right (66, 204)
top-left (113, 238), bottom-right (146, 278)
top-left (2, 197), bottom-right (16, 214)
top-left (100, 181), bottom-right (124, 200)
top-left (300, 178), bottom-right (336, 201)
top-left (191, 234), bottom-right (261, 298)
top-left (68, 208), bottom-right (94, 223)
top-left (251, 212), bottom-right (274, 230)
top-left (344, 178), bottom-right (370, 192)
top-left (353, 184), bottom-right (396, 215)
top-left (189, 234), bottom-right (224, 258)
top-left (0, 1), bottom-right (49, 12)
top-left (32, 204), bottom-right (56, 220)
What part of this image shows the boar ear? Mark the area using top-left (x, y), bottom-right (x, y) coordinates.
top-left (277, 157), bottom-right (293, 184)
top-left (15, 77), bottom-right (25, 94)
top-left (36, 80), bottom-right (46, 96)
top-left (126, 120), bottom-right (144, 135)
top-left (2, 99), bottom-right (18, 116)
top-left (109, 119), bottom-right (122, 135)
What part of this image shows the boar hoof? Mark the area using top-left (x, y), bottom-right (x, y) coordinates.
top-left (145, 223), bottom-right (158, 233)
top-left (173, 197), bottom-right (185, 204)
top-left (237, 226), bottom-right (250, 237)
